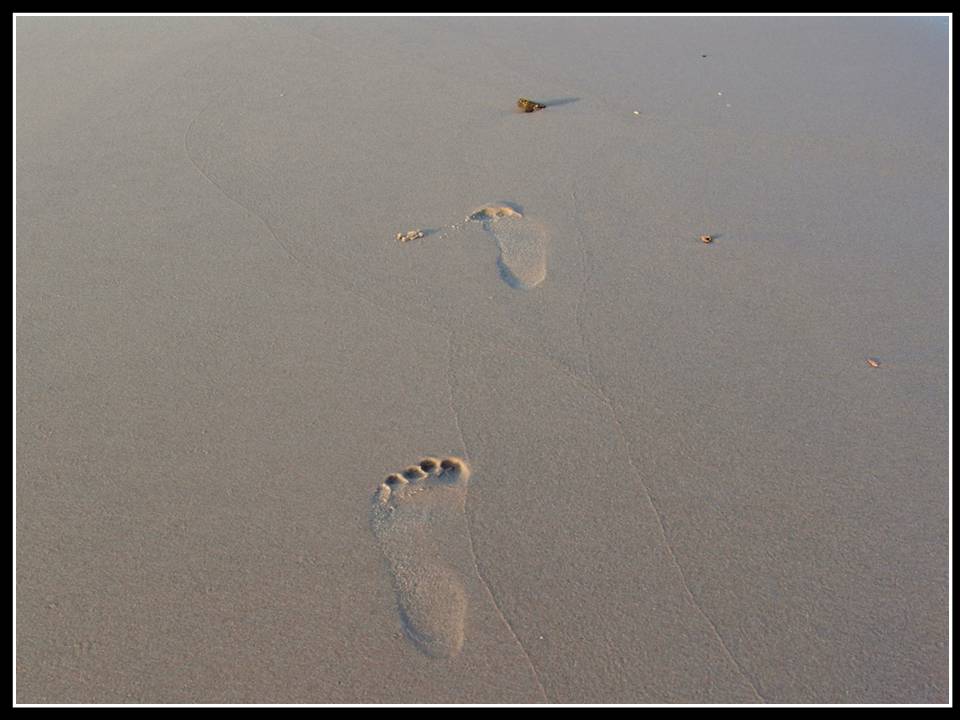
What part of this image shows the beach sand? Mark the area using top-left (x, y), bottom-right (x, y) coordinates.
top-left (16, 16), bottom-right (949, 703)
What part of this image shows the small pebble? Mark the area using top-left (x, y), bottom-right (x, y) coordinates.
top-left (700, 235), bottom-right (713, 244)
top-left (866, 358), bottom-right (881, 368)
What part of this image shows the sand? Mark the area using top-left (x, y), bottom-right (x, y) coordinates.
top-left (15, 16), bottom-right (949, 704)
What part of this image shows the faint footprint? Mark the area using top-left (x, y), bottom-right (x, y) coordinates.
top-left (371, 456), bottom-right (472, 658)
top-left (467, 203), bottom-right (549, 290)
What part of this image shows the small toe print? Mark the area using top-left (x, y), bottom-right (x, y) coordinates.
top-left (403, 466), bottom-right (427, 480)
top-left (440, 458), bottom-right (463, 473)
top-left (385, 474), bottom-right (406, 486)
top-left (419, 458), bottom-right (438, 472)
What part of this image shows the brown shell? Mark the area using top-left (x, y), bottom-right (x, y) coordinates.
top-left (517, 98), bottom-right (546, 113)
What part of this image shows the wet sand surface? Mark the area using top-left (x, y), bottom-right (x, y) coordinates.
top-left (16, 16), bottom-right (948, 703)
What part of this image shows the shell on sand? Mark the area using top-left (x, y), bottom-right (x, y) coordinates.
top-left (517, 97), bottom-right (546, 112)
top-left (396, 229), bottom-right (425, 243)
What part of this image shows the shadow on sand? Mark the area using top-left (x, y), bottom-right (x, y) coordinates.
top-left (541, 97), bottom-right (580, 108)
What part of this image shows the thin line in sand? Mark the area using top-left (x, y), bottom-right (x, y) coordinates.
top-left (566, 190), bottom-right (768, 703)
top-left (605, 394), bottom-right (768, 703)
top-left (183, 89), bottom-right (312, 270)
top-left (446, 331), bottom-right (550, 703)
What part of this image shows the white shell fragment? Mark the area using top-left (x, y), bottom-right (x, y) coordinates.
top-left (396, 229), bottom-right (425, 243)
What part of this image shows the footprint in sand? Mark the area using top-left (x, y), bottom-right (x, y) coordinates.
top-left (467, 203), bottom-right (549, 290)
top-left (371, 456), bottom-right (472, 658)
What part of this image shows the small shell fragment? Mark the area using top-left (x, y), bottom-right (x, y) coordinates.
top-left (700, 234), bottom-right (713, 244)
top-left (396, 229), bottom-right (425, 243)
top-left (866, 358), bottom-right (881, 368)
top-left (517, 97), bottom-right (546, 113)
